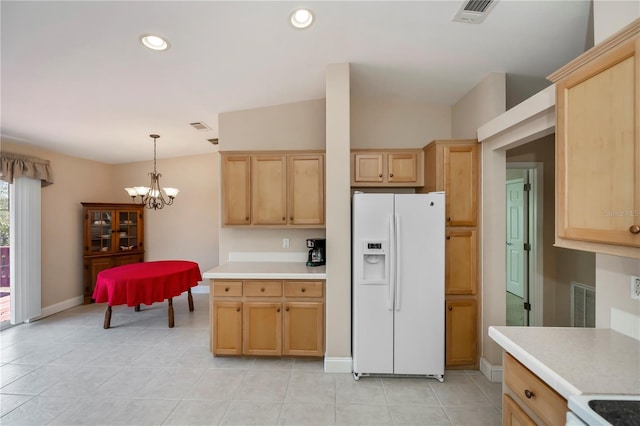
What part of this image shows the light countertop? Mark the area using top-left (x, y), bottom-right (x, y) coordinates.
top-left (202, 262), bottom-right (326, 280)
top-left (489, 326), bottom-right (640, 399)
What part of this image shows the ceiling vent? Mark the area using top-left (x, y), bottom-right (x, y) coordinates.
top-left (453, 0), bottom-right (497, 24)
top-left (190, 121), bottom-right (211, 131)
top-left (207, 138), bottom-right (219, 145)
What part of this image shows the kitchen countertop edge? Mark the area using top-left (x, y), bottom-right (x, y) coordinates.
top-left (202, 262), bottom-right (327, 280)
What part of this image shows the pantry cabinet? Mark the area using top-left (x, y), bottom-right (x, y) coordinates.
top-left (210, 279), bottom-right (325, 357)
top-left (351, 149), bottom-right (424, 187)
top-left (548, 19), bottom-right (640, 256)
top-left (81, 202), bottom-right (145, 304)
top-left (221, 151), bottom-right (325, 228)
top-left (420, 139), bottom-right (480, 369)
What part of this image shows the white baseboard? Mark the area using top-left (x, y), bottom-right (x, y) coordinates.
top-left (29, 295), bottom-right (84, 322)
top-left (480, 357), bottom-right (503, 383)
top-left (191, 284), bottom-right (210, 294)
top-left (324, 356), bottom-right (353, 373)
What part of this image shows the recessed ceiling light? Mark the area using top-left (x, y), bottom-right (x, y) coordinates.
top-left (139, 34), bottom-right (170, 51)
top-left (290, 8), bottom-right (314, 29)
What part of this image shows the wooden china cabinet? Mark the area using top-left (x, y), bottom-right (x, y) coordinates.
top-left (81, 202), bottom-right (145, 304)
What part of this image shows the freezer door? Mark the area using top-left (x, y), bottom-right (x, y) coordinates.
top-left (352, 193), bottom-right (395, 375)
top-left (393, 193), bottom-right (445, 376)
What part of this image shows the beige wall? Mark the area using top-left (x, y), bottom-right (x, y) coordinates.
top-left (350, 97), bottom-right (451, 148)
top-left (452, 72), bottom-right (506, 139)
top-left (507, 135), bottom-right (595, 327)
top-left (2, 139), bottom-right (112, 308)
top-left (112, 153), bottom-right (220, 274)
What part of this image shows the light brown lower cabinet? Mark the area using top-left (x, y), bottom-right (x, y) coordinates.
top-left (445, 299), bottom-right (477, 367)
top-left (503, 353), bottom-right (567, 426)
top-left (210, 279), bottom-right (325, 357)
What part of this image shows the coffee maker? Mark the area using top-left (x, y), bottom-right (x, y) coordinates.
top-left (306, 238), bottom-right (326, 267)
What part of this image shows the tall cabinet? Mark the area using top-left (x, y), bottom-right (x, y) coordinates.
top-left (419, 139), bottom-right (479, 369)
top-left (81, 202), bottom-right (145, 304)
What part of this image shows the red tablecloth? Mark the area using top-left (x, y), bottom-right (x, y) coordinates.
top-left (93, 260), bottom-right (202, 307)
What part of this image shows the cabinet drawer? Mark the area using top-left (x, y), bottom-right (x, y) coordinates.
top-left (504, 353), bottom-right (567, 426)
top-left (284, 281), bottom-right (323, 298)
top-left (213, 280), bottom-right (243, 297)
top-left (245, 281), bottom-right (283, 297)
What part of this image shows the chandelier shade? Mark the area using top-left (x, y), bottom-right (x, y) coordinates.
top-left (125, 134), bottom-right (179, 210)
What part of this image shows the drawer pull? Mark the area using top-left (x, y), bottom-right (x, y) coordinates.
top-left (447, 217), bottom-right (451, 222)
top-left (286, 307), bottom-right (290, 311)
top-left (378, 174), bottom-right (383, 178)
top-left (236, 308), bottom-right (240, 312)
top-left (389, 173), bottom-right (394, 178)
top-left (524, 389), bottom-right (535, 399)
top-left (261, 288), bottom-right (265, 292)
top-left (225, 287), bottom-right (229, 292)
top-left (630, 225), bottom-right (640, 234)
top-left (446, 236), bottom-right (451, 240)
top-left (301, 288), bottom-right (306, 293)
top-left (448, 305), bottom-right (452, 311)
top-left (276, 308), bottom-right (281, 312)
top-left (245, 216), bottom-right (249, 221)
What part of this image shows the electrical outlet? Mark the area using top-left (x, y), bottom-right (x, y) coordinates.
top-left (282, 238), bottom-right (290, 249)
top-left (631, 275), bottom-right (640, 300)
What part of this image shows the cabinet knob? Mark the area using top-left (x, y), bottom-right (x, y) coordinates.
top-left (224, 287), bottom-right (229, 292)
top-left (245, 216), bottom-right (249, 221)
top-left (282, 217), bottom-right (285, 221)
top-left (286, 307), bottom-right (290, 311)
top-left (447, 217), bottom-right (451, 222)
top-left (378, 174), bottom-right (383, 178)
top-left (301, 288), bottom-right (306, 293)
top-left (276, 308), bottom-right (281, 313)
top-left (524, 389), bottom-right (535, 399)
top-left (389, 173), bottom-right (394, 178)
top-left (448, 305), bottom-right (452, 311)
top-left (630, 225), bottom-right (640, 234)
top-left (446, 236), bottom-right (451, 240)
top-left (290, 217), bottom-right (294, 220)
top-left (261, 288), bottom-right (265, 292)
top-left (236, 308), bottom-right (240, 312)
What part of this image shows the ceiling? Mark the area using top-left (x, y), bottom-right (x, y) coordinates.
top-left (1, 1), bottom-right (591, 164)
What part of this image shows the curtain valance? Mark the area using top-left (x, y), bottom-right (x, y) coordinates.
top-left (0, 152), bottom-right (54, 187)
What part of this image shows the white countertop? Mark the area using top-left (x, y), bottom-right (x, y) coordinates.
top-left (489, 326), bottom-right (640, 399)
top-left (202, 262), bottom-right (326, 280)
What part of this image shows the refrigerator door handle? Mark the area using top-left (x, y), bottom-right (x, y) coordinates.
top-left (388, 214), bottom-right (395, 311)
top-left (395, 214), bottom-right (401, 311)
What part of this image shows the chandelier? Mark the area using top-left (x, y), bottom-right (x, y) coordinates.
top-left (125, 134), bottom-right (179, 210)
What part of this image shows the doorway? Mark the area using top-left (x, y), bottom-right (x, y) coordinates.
top-left (0, 180), bottom-right (10, 328)
top-left (505, 163), bottom-right (543, 327)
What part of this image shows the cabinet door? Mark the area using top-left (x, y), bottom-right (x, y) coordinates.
top-left (283, 302), bottom-right (324, 356)
top-left (115, 209), bottom-right (143, 252)
top-left (288, 154), bottom-right (324, 226)
top-left (243, 302), bottom-right (282, 356)
top-left (445, 230), bottom-right (477, 295)
top-left (84, 257), bottom-right (115, 303)
top-left (85, 208), bottom-right (115, 254)
top-left (114, 254), bottom-right (143, 267)
top-left (556, 38), bottom-right (639, 247)
top-left (253, 155), bottom-right (287, 225)
top-left (503, 394), bottom-right (536, 426)
top-left (387, 152), bottom-right (418, 183)
top-left (443, 145), bottom-right (478, 226)
top-left (222, 155), bottom-right (251, 225)
top-left (353, 153), bottom-right (384, 183)
top-left (213, 301), bottom-right (243, 355)
top-left (445, 299), bottom-right (477, 367)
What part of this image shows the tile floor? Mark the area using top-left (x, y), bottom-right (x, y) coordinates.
top-left (0, 293), bottom-right (502, 425)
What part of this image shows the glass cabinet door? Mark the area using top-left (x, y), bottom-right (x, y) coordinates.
top-left (117, 210), bottom-right (139, 252)
top-left (88, 209), bottom-right (113, 254)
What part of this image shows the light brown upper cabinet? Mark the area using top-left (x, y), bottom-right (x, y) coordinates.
top-left (221, 151), bottom-right (325, 228)
top-left (549, 19), bottom-right (640, 255)
top-left (422, 140), bottom-right (479, 227)
top-left (351, 149), bottom-right (424, 187)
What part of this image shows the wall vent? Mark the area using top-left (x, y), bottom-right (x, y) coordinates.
top-left (570, 281), bottom-right (596, 328)
top-left (190, 121), bottom-right (211, 131)
top-left (207, 138), bottom-right (219, 145)
top-left (453, 0), bottom-right (497, 24)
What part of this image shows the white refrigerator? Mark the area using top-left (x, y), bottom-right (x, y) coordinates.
top-left (352, 192), bottom-right (445, 381)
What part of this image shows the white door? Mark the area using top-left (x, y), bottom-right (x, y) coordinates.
top-left (506, 179), bottom-right (525, 298)
top-left (393, 193), bottom-right (444, 376)
top-left (352, 193), bottom-right (395, 375)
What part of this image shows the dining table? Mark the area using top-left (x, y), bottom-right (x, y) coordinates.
top-left (92, 260), bottom-right (202, 329)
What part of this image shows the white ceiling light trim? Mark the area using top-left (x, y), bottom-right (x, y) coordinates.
top-left (290, 8), bottom-right (314, 29)
top-left (139, 34), bottom-right (170, 51)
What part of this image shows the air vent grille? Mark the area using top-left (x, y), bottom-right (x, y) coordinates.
top-left (207, 138), bottom-right (219, 145)
top-left (190, 122), bottom-right (211, 131)
top-left (453, 0), bottom-right (497, 24)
